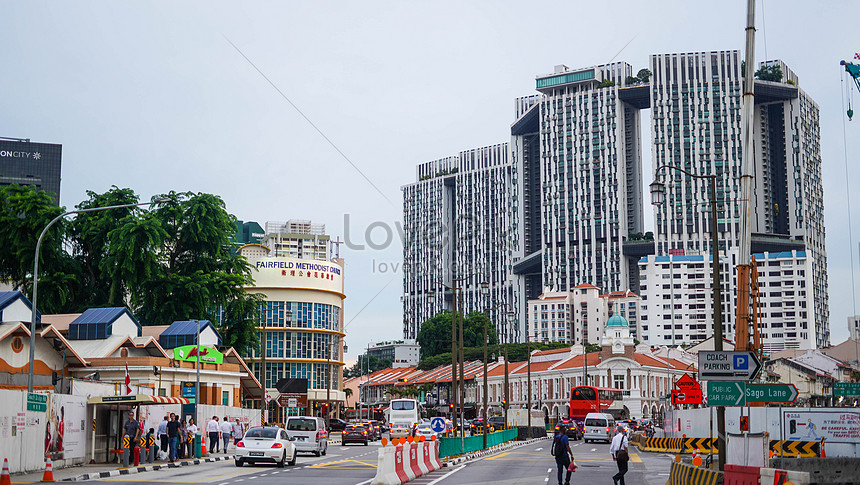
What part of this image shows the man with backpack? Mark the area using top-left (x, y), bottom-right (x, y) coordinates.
top-left (550, 425), bottom-right (574, 485)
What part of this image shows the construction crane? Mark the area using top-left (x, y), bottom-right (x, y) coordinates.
top-left (841, 60), bottom-right (860, 120)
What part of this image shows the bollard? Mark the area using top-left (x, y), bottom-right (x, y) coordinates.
top-left (122, 435), bottom-right (130, 467)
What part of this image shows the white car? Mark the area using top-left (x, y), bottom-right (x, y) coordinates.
top-left (235, 426), bottom-right (297, 467)
top-left (415, 425), bottom-right (437, 440)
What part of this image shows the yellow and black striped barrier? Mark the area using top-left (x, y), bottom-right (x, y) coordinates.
top-left (636, 436), bottom-right (821, 458)
top-left (769, 439), bottom-right (820, 458)
top-left (123, 436), bottom-right (130, 449)
top-left (668, 461), bottom-right (721, 485)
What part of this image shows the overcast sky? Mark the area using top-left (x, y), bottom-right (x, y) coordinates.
top-left (2, 1), bottom-right (859, 364)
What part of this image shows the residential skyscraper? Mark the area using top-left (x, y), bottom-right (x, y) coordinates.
top-left (0, 137), bottom-right (62, 205)
top-left (401, 144), bottom-right (521, 342)
top-left (648, 51), bottom-right (828, 348)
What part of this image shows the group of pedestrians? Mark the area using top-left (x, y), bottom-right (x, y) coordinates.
top-left (550, 424), bottom-right (630, 485)
top-left (206, 416), bottom-right (245, 454)
top-left (156, 414), bottom-right (198, 462)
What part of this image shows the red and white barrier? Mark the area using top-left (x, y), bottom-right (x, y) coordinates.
top-left (408, 443), bottom-right (423, 478)
top-left (429, 440), bottom-right (443, 470)
top-left (371, 445), bottom-right (400, 485)
top-left (417, 442), bottom-right (432, 474)
top-left (394, 444), bottom-right (411, 483)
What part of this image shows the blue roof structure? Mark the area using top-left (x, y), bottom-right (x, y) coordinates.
top-left (159, 320), bottom-right (222, 349)
top-left (0, 291), bottom-right (38, 320)
top-left (68, 307), bottom-right (141, 340)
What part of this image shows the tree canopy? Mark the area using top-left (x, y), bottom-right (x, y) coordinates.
top-left (0, 184), bottom-right (261, 353)
top-left (416, 310), bottom-right (499, 360)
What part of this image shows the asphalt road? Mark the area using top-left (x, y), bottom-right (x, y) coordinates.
top-left (75, 436), bottom-right (675, 485)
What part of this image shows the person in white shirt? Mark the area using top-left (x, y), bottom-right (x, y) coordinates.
top-left (206, 416), bottom-right (220, 453)
top-left (609, 426), bottom-right (629, 485)
top-left (186, 418), bottom-right (198, 458)
top-left (220, 416), bottom-right (233, 453)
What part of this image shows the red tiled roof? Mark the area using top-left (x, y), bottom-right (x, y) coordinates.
top-left (533, 347), bottom-right (573, 356)
top-left (553, 353), bottom-right (601, 369)
top-left (572, 283), bottom-right (598, 289)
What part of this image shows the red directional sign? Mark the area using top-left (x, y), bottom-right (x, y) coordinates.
top-left (672, 389), bottom-right (704, 405)
top-left (675, 373), bottom-right (701, 391)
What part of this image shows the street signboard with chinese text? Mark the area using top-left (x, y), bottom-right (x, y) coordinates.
top-left (181, 381), bottom-right (196, 398)
top-left (835, 382), bottom-right (860, 396)
top-left (26, 393), bottom-right (47, 412)
top-left (698, 351), bottom-right (762, 381)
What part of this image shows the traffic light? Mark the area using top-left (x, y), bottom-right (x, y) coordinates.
top-left (51, 371), bottom-right (60, 385)
top-left (449, 403), bottom-right (454, 411)
top-left (740, 416), bottom-right (749, 432)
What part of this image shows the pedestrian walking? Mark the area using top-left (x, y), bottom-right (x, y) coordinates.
top-left (178, 420), bottom-right (187, 459)
top-left (550, 425), bottom-right (574, 485)
top-left (232, 419), bottom-right (245, 446)
top-left (609, 425), bottom-right (630, 485)
top-left (157, 415), bottom-right (169, 457)
top-left (220, 416), bottom-right (232, 453)
top-left (167, 414), bottom-right (180, 463)
top-left (206, 416), bottom-right (220, 453)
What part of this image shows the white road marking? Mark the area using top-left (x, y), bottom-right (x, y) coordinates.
top-left (591, 448), bottom-right (596, 452)
top-left (547, 468), bottom-right (552, 473)
top-left (544, 478), bottom-right (549, 482)
top-left (535, 448), bottom-right (543, 451)
top-left (428, 465), bottom-right (466, 485)
top-left (353, 480), bottom-right (372, 485)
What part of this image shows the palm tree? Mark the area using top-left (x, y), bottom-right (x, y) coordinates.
top-left (385, 387), bottom-right (399, 400)
top-left (344, 388), bottom-right (353, 407)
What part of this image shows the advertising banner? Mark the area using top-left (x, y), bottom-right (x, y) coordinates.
top-left (247, 256), bottom-right (344, 294)
top-left (44, 394), bottom-right (87, 460)
top-left (174, 346), bottom-right (224, 364)
top-left (782, 410), bottom-right (860, 444)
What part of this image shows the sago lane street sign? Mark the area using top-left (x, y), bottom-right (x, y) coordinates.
top-left (834, 382), bottom-right (860, 396)
top-left (745, 383), bottom-right (798, 403)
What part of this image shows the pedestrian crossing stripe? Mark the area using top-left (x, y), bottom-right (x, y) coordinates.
top-left (307, 459), bottom-right (377, 469)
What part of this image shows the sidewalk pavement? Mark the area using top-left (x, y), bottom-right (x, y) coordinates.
top-left (10, 455), bottom-right (233, 483)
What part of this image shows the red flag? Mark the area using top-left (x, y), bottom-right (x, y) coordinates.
top-left (125, 364), bottom-right (132, 395)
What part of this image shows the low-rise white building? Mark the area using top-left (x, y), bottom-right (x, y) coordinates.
top-left (366, 340), bottom-right (420, 368)
top-left (528, 284), bottom-right (641, 344)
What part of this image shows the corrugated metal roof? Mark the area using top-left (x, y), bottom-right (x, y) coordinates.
top-left (159, 320), bottom-right (222, 344)
top-left (0, 292), bottom-right (21, 311)
top-left (72, 307), bottom-right (135, 326)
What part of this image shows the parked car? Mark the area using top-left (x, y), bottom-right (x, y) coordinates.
top-left (328, 418), bottom-right (349, 432)
top-left (285, 416), bottom-right (328, 456)
top-left (342, 424), bottom-right (370, 445)
top-left (234, 426), bottom-right (296, 467)
top-left (554, 418), bottom-right (582, 440)
top-left (488, 416), bottom-right (506, 430)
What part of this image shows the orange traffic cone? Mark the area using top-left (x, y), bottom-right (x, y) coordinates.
top-left (42, 457), bottom-right (54, 482)
top-left (1, 458), bottom-right (11, 485)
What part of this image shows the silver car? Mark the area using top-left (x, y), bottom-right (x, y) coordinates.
top-left (285, 416), bottom-right (328, 456)
top-left (234, 426), bottom-right (296, 467)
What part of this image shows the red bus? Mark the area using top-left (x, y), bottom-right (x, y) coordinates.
top-left (570, 386), bottom-right (625, 421)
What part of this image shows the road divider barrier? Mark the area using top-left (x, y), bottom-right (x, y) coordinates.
top-left (371, 440), bottom-right (442, 485)
top-left (635, 436), bottom-right (822, 458)
top-left (723, 464), bottom-right (761, 485)
top-left (669, 460), bottom-right (720, 485)
top-left (761, 467), bottom-right (810, 485)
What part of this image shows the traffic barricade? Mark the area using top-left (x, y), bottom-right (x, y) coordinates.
top-left (429, 439), bottom-right (443, 470)
top-left (416, 442), bottom-right (431, 475)
top-left (394, 444), bottom-right (410, 483)
top-left (768, 440), bottom-right (820, 458)
top-left (761, 467), bottom-right (810, 485)
top-left (370, 444), bottom-right (400, 485)
top-left (408, 443), bottom-right (423, 478)
top-left (669, 461), bottom-right (720, 485)
top-left (724, 464), bottom-right (761, 485)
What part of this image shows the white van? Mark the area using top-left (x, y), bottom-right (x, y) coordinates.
top-left (583, 412), bottom-right (615, 443)
top-left (284, 416), bottom-right (328, 456)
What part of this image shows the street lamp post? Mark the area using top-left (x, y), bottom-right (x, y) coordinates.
top-left (504, 311), bottom-right (514, 429)
top-left (28, 198), bottom-right (168, 393)
top-left (480, 282), bottom-right (489, 450)
top-left (650, 164), bottom-right (725, 470)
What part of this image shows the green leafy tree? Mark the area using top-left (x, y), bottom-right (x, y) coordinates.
top-left (0, 184), bottom-right (76, 313)
top-left (219, 292), bottom-right (264, 356)
top-left (755, 64), bottom-right (783, 82)
top-left (416, 311), bottom-right (498, 360)
top-left (344, 355), bottom-right (392, 377)
top-left (637, 68), bottom-right (652, 83)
